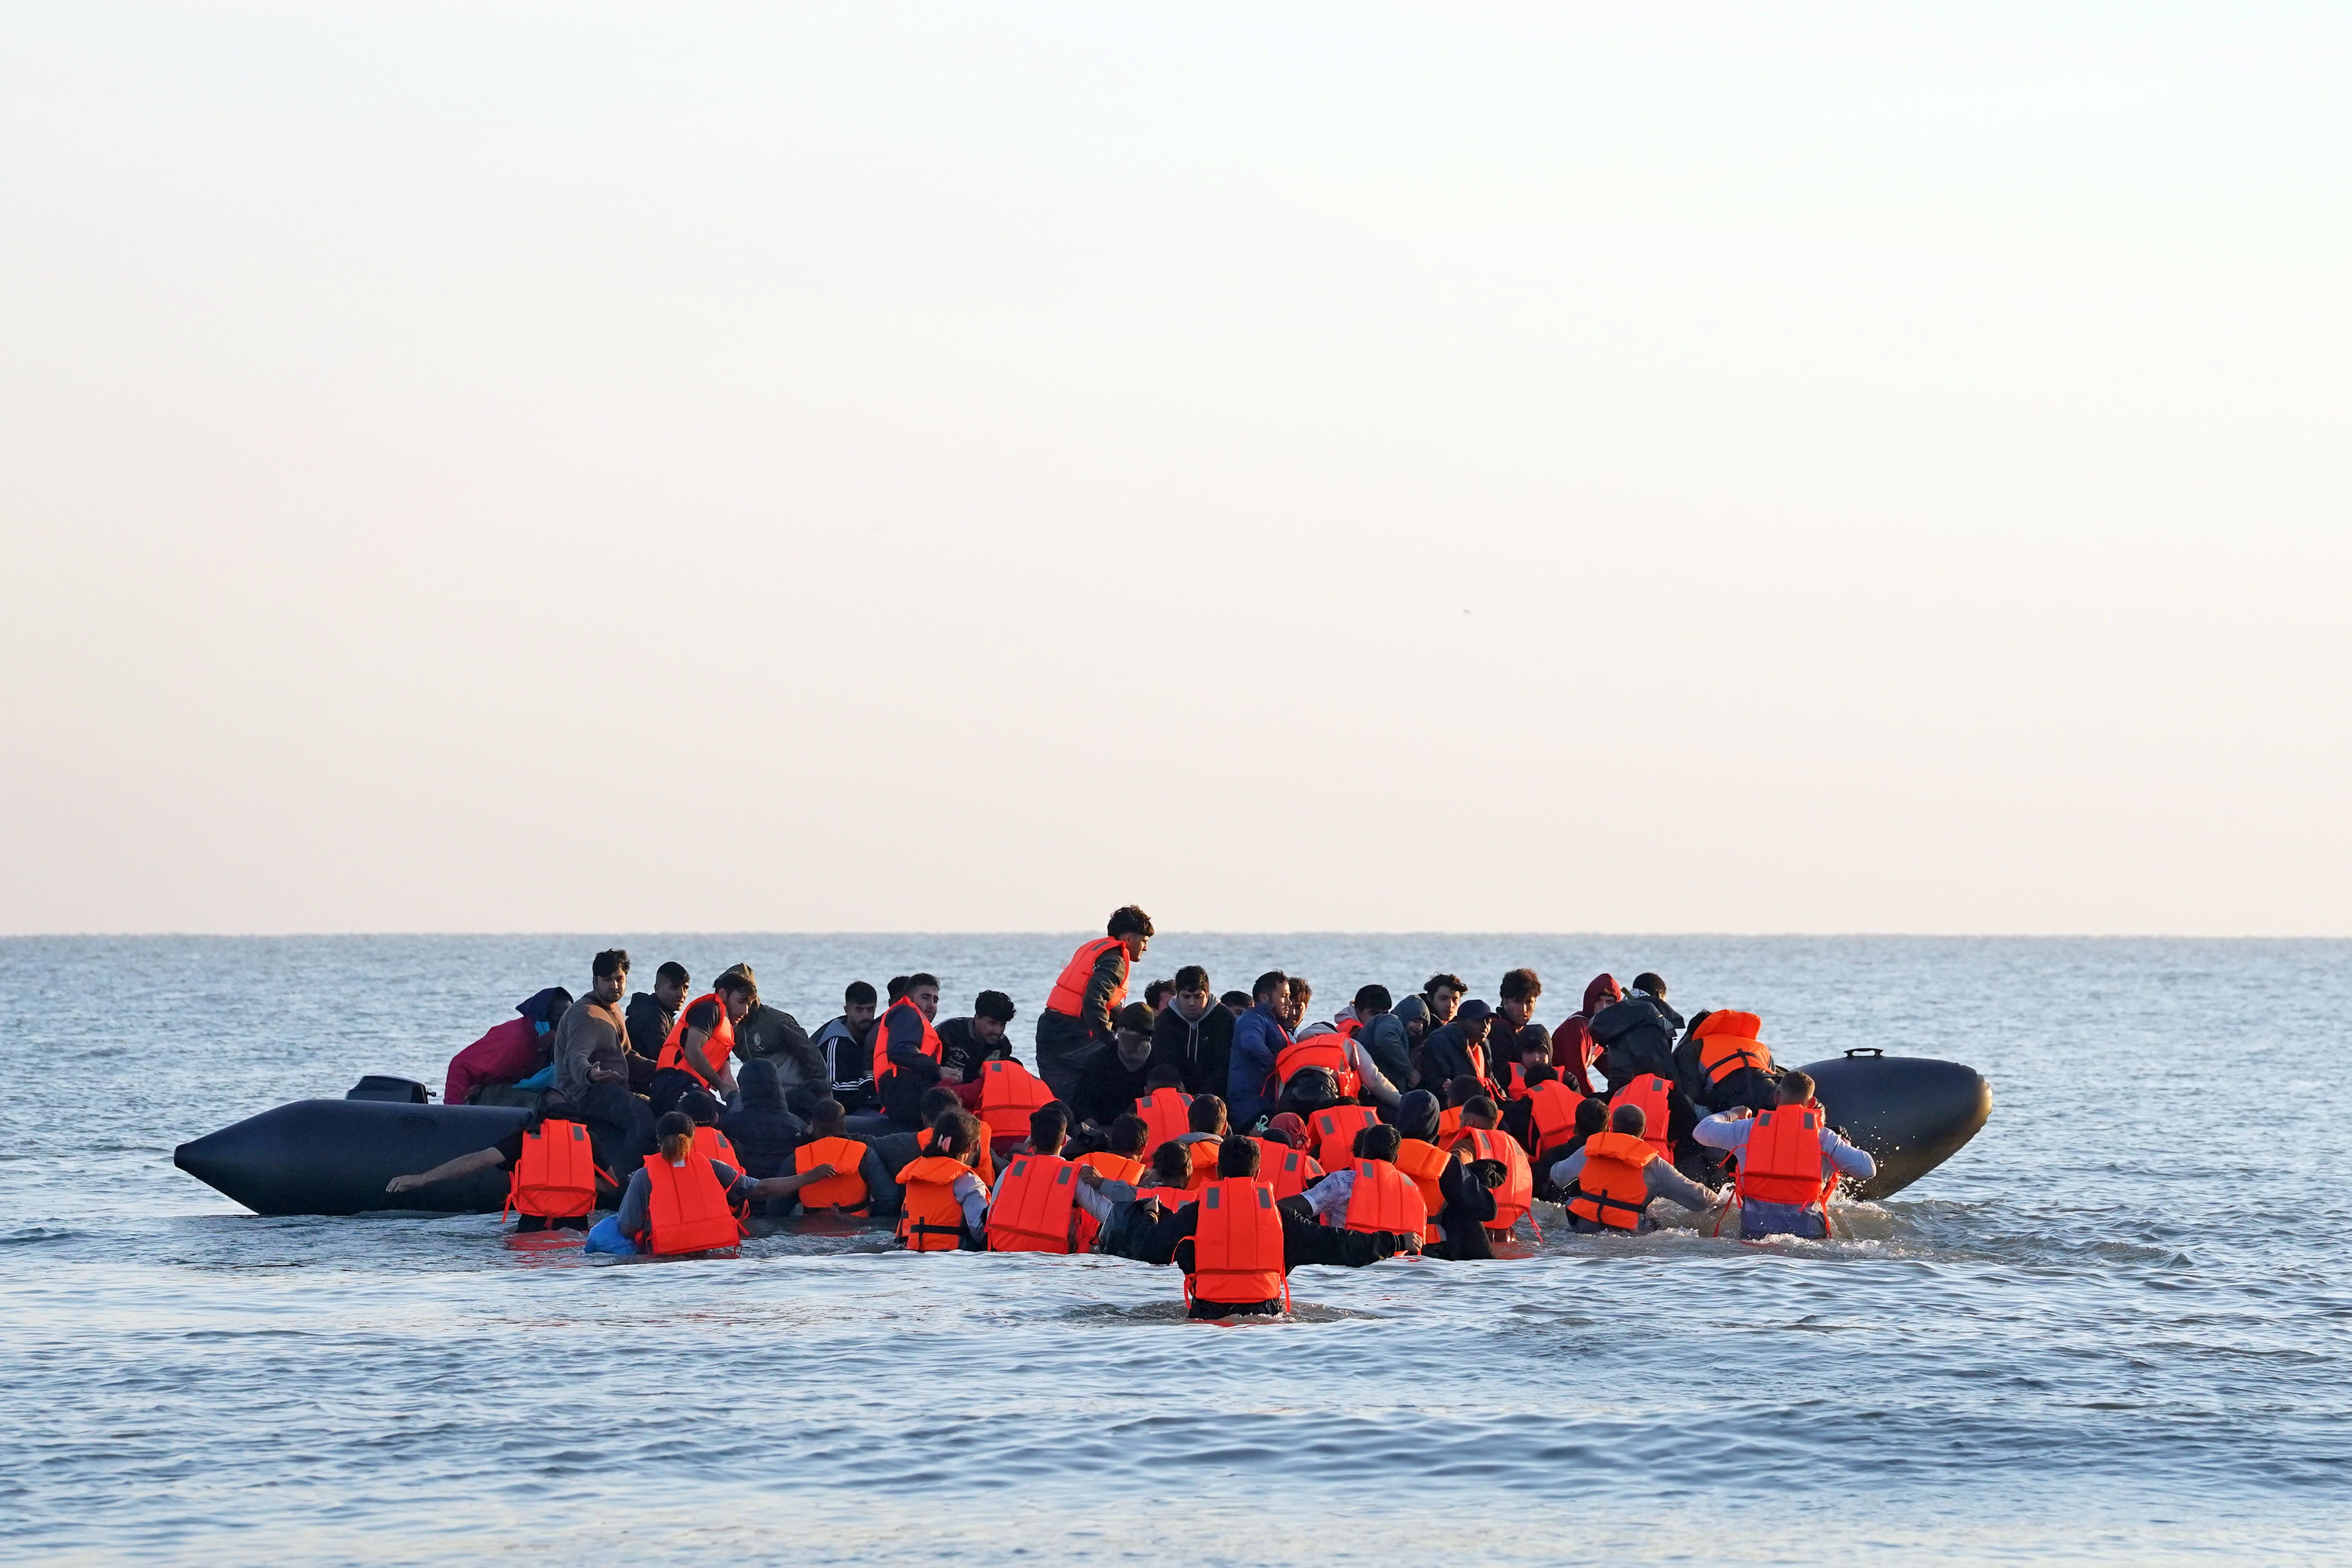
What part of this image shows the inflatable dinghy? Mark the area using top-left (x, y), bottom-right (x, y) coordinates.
top-left (1799, 1049), bottom-right (1991, 1199)
top-left (176, 1056), bottom-right (1991, 1216)
top-left (175, 1078), bottom-right (528, 1216)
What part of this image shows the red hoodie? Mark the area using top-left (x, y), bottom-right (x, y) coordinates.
top-left (1549, 974), bottom-right (1623, 1095)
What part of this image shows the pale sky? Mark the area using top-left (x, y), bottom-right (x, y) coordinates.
top-left (3, 3), bottom-right (2347, 936)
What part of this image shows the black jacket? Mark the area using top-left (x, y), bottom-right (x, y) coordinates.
top-left (1072, 1049), bottom-right (1158, 1128)
top-left (935, 1017), bottom-right (1014, 1084)
top-left (1415, 1022), bottom-right (1497, 1097)
top-left (1150, 1005), bottom-right (1235, 1096)
top-left (1589, 994), bottom-right (1683, 1089)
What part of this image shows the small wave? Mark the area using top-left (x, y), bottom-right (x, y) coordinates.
top-left (0, 1226), bottom-right (79, 1247)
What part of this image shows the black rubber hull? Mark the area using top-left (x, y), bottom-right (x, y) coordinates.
top-left (175, 1099), bottom-right (530, 1216)
top-left (1799, 1053), bottom-right (1992, 1199)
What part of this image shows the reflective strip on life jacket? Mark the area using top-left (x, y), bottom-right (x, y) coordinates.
top-left (1310, 1106), bottom-right (1382, 1173)
top-left (794, 1136), bottom-right (869, 1210)
top-left (1342, 1160), bottom-right (1429, 1238)
top-left (986, 1154), bottom-right (1083, 1254)
top-left (1044, 936), bottom-right (1128, 1022)
top-left (1185, 1177), bottom-right (1287, 1310)
top-left (506, 1119), bottom-right (597, 1219)
top-left (641, 1154), bottom-right (745, 1256)
top-left (1607, 1075), bottom-right (1676, 1161)
top-left (975, 1058), bottom-right (1053, 1141)
top-left (1736, 1107), bottom-right (1830, 1211)
top-left (1567, 1130), bottom-right (1655, 1231)
top-left (657, 995), bottom-right (738, 1086)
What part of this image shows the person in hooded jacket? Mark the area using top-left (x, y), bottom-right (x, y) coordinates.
top-left (1351, 986), bottom-right (1416, 1091)
top-left (716, 1059), bottom-right (806, 1179)
top-left (441, 986), bottom-right (573, 1107)
top-left (1416, 1000), bottom-right (1501, 1101)
top-left (1587, 972), bottom-right (1684, 1091)
top-left (1149, 966), bottom-right (1234, 1094)
top-left (715, 964), bottom-right (827, 1112)
top-left (1550, 973), bottom-right (1622, 1095)
top-left (809, 981), bottom-right (881, 1116)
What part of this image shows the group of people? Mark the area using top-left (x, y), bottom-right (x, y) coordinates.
top-left (398, 908), bottom-right (1874, 1316)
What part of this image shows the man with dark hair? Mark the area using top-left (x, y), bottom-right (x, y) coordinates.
top-left (937, 989), bottom-right (1019, 1089)
top-left (1035, 906), bottom-right (1155, 1103)
top-left (810, 981), bottom-right (881, 1113)
top-left (649, 970), bottom-right (754, 1116)
top-left (1421, 974), bottom-right (1467, 1030)
top-left (1589, 972), bottom-right (1684, 1090)
top-left (1492, 969), bottom-right (1548, 1069)
top-left (1416, 998), bottom-right (1501, 1103)
top-left (1551, 1103), bottom-right (1716, 1234)
top-left (1072, 1002), bottom-right (1161, 1127)
top-left (1143, 979), bottom-right (1175, 1012)
top-left (1150, 964), bottom-right (1234, 1096)
top-left (719, 963), bottom-right (826, 1112)
top-left (552, 949), bottom-right (633, 1106)
top-left (1350, 985), bottom-right (1413, 1092)
top-left (1154, 1136), bottom-right (1421, 1318)
top-left (1225, 970), bottom-right (1294, 1132)
top-left (622, 961), bottom-right (690, 1092)
top-left (1693, 1071), bottom-right (1874, 1240)
top-left (1219, 990), bottom-right (1251, 1017)
top-left (875, 972), bottom-right (947, 1130)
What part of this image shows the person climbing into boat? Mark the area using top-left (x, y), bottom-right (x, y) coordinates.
top-left (1294, 1123), bottom-right (1429, 1243)
top-left (1035, 906), bottom-right (1155, 1102)
top-left (1692, 1071), bottom-right (1874, 1240)
top-left (984, 1103), bottom-right (1087, 1253)
top-left (810, 980), bottom-right (881, 1115)
top-left (789, 1098), bottom-right (896, 1217)
top-left (650, 970), bottom-right (754, 1115)
top-left (1149, 966), bottom-right (1233, 1095)
top-left (874, 972), bottom-right (946, 1130)
top-left (1680, 1009), bottom-right (1780, 1113)
top-left (1225, 970), bottom-right (1295, 1131)
top-left (1501, 1060), bottom-right (1586, 1173)
top-left (1551, 1103), bottom-right (1717, 1234)
top-left (440, 985), bottom-right (574, 1107)
top-left (385, 1093), bottom-right (617, 1229)
top-left (588, 1112), bottom-right (840, 1256)
top-left (1166, 1137), bottom-right (1422, 1318)
top-left (1588, 972), bottom-right (1683, 1091)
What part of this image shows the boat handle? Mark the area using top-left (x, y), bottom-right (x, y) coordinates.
top-left (1843, 1048), bottom-right (1885, 1058)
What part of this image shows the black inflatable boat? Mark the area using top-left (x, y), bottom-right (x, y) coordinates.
top-left (176, 1055), bottom-right (1991, 1217)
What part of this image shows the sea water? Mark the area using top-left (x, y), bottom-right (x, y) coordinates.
top-left (3, 934), bottom-right (2348, 1564)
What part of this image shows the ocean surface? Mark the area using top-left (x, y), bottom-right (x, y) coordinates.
top-left (4, 933), bottom-right (2348, 1565)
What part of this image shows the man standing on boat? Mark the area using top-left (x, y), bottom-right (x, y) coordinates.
top-left (1034, 906), bottom-right (1154, 1102)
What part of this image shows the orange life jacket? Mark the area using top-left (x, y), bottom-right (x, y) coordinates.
top-left (689, 1125), bottom-right (748, 1215)
top-left (1133, 1088), bottom-right (1195, 1156)
top-left (794, 1135), bottom-right (869, 1210)
top-left (1276, 1033), bottom-right (1360, 1098)
top-left (1693, 1010), bottom-right (1771, 1085)
top-left (1393, 1137), bottom-right (1448, 1242)
top-left (1044, 935), bottom-right (1129, 1022)
top-left (1437, 1106), bottom-right (1466, 1142)
top-left (657, 995), bottom-right (737, 1085)
top-left (1505, 1062), bottom-right (1527, 1100)
top-left (1608, 1075), bottom-right (1676, 1161)
top-left (505, 1118), bottom-right (598, 1219)
top-left (1184, 1138), bottom-right (1221, 1189)
top-left (975, 1058), bottom-right (1053, 1142)
top-left (1567, 1130), bottom-right (1656, 1231)
top-left (1334, 1016), bottom-right (1361, 1039)
top-left (870, 997), bottom-right (944, 1084)
top-left (1341, 1159), bottom-right (1428, 1237)
top-left (1521, 1081), bottom-right (1584, 1158)
top-left (1736, 1106), bottom-right (1830, 1212)
top-left (1449, 1126), bottom-right (1536, 1237)
top-left (1310, 1106), bottom-right (1383, 1172)
top-left (1186, 1177), bottom-right (1288, 1309)
top-left (639, 1154), bottom-right (745, 1256)
top-left (1079, 1150), bottom-right (1147, 1184)
top-left (985, 1154), bottom-right (1083, 1253)
top-left (894, 1154), bottom-right (974, 1252)
top-left (918, 1125), bottom-right (992, 1188)
top-left (1256, 1142), bottom-right (1324, 1201)
top-left (1136, 1183), bottom-right (1197, 1213)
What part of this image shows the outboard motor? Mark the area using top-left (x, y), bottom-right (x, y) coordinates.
top-left (346, 1075), bottom-right (431, 1104)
